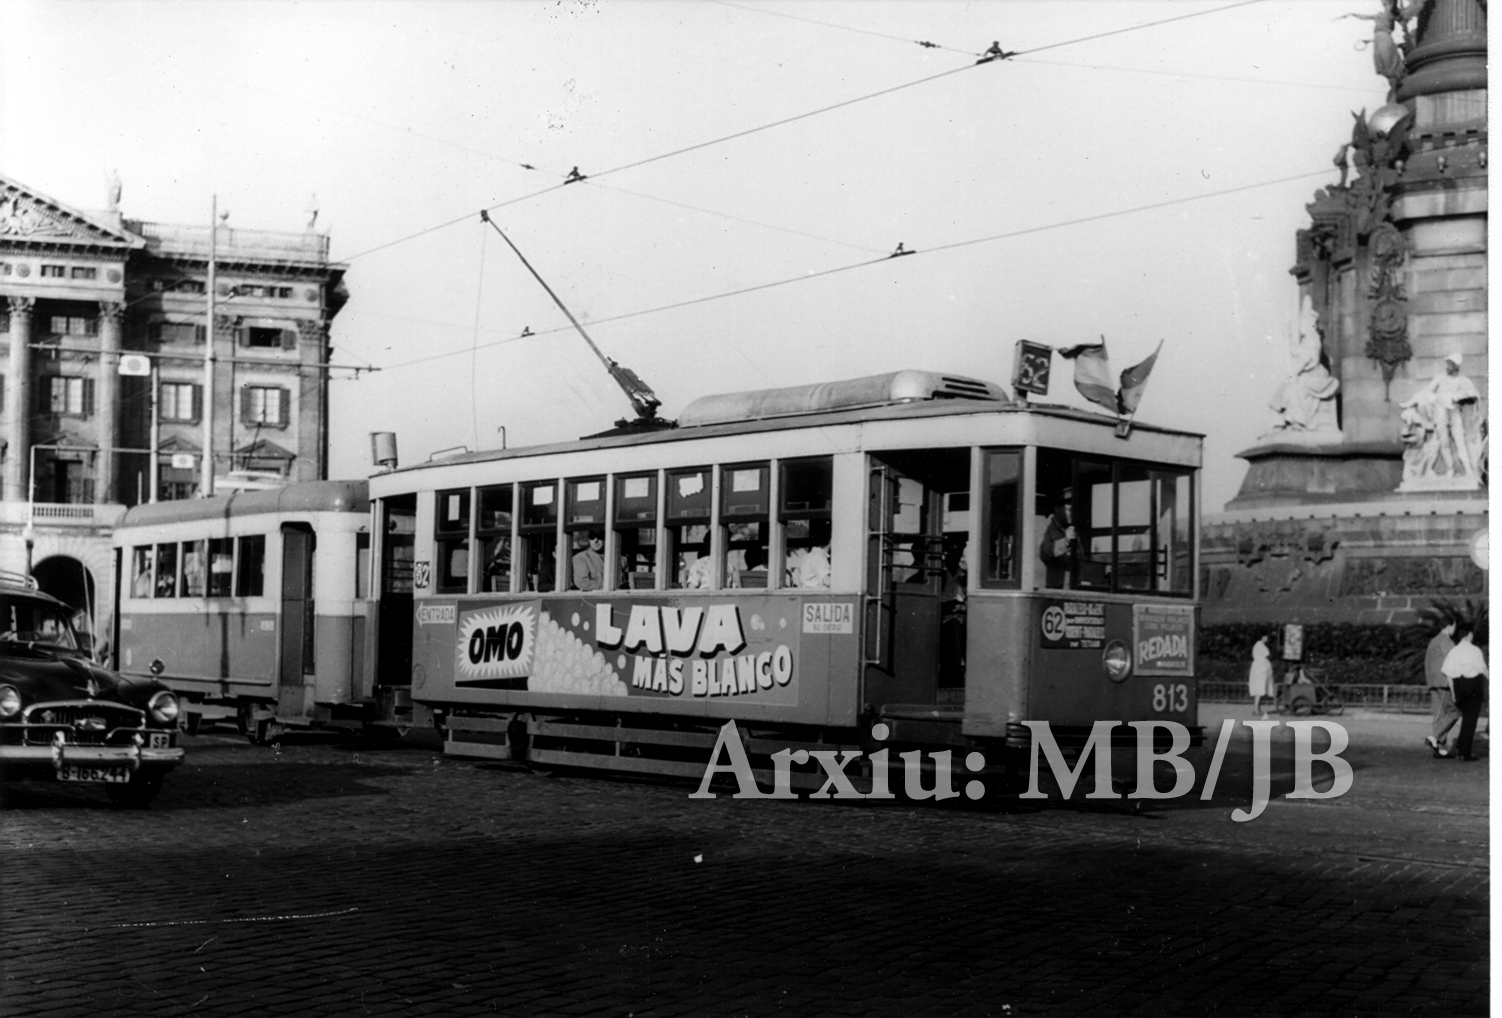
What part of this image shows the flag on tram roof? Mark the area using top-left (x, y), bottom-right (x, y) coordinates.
top-left (1117, 340), bottom-right (1163, 415)
top-left (1058, 338), bottom-right (1116, 413)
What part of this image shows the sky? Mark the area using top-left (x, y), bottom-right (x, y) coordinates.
top-left (0, 0), bottom-right (1398, 512)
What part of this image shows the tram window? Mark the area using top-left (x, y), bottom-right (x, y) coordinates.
top-left (355, 533), bottom-right (371, 600)
top-left (131, 547), bottom-right (155, 598)
top-left (565, 477), bottom-right (605, 526)
top-left (1036, 449), bottom-right (1193, 596)
top-left (1115, 463), bottom-right (1153, 591)
top-left (434, 488), bottom-right (471, 594)
top-left (1154, 471), bottom-right (1194, 594)
top-left (565, 477), bottom-right (607, 591)
top-left (181, 540), bottom-right (207, 597)
top-left (154, 543), bottom-right (178, 597)
top-left (780, 457), bottom-right (832, 588)
top-left (207, 538), bottom-right (234, 597)
top-left (614, 473), bottom-right (657, 590)
top-left (891, 476), bottom-right (930, 584)
top-left (721, 463), bottom-right (769, 589)
top-left (477, 485), bottom-right (513, 593)
top-left (381, 500), bottom-right (416, 595)
top-left (667, 468), bottom-right (712, 589)
top-left (980, 450), bottom-right (1020, 588)
top-left (520, 481), bottom-right (559, 592)
top-left (237, 535), bottom-right (266, 597)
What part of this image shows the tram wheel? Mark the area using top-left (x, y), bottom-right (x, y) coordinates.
top-left (249, 718), bottom-right (285, 746)
top-left (183, 712), bottom-right (202, 736)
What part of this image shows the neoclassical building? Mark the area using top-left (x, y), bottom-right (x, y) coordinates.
top-left (0, 173), bottom-right (347, 628)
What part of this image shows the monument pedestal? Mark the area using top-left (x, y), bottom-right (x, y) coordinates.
top-left (1203, 442), bottom-right (1485, 626)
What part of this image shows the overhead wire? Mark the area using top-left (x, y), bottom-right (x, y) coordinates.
top-left (370, 166), bottom-right (1334, 373)
top-left (338, 0), bottom-right (1271, 265)
top-left (579, 180), bottom-right (887, 255)
top-left (702, 0), bottom-right (979, 56)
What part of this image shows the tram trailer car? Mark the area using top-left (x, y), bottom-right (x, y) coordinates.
top-left (369, 370), bottom-right (1202, 791)
top-left (111, 480), bottom-right (418, 743)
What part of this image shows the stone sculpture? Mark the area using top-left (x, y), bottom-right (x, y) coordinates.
top-left (1266, 295), bottom-right (1341, 438)
top-left (1399, 353), bottom-right (1484, 489)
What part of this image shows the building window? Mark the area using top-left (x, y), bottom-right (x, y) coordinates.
top-left (49, 315), bottom-right (98, 337)
top-left (160, 382), bottom-right (199, 422)
top-left (241, 326), bottom-right (294, 349)
top-left (48, 376), bottom-right (94, 416)
top-left (40, 264), bottom-right (65, 278)
top-left (70, 266), bottom-right (97, 280)
top-left (151, 279), bottom-right (207, 295)
top-left (149, 321), bottom-right (206, 344)
top-left (241, 385), bottom-right (289, 427)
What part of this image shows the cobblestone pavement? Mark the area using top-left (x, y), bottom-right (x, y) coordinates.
top-left (2, 707), bottom-right (1488, 1017)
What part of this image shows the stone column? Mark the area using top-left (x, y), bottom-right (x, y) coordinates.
top-left (297, 318), bottom-right (330, 481)
top-left (6, 297), bottom-right (34, 502)
top-left (97, 301), bottom-right (124, 504)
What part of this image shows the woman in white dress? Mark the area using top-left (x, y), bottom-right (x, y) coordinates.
top-left (1248, 636), bottom-right (1275, 717)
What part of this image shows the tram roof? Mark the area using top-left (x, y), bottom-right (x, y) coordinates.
top-left (116, 479), bottom-right (369, 528)
top-left (384, 395), bottom-right (1203, 477)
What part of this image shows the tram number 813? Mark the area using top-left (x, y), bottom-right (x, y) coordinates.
top-left (1152, 683), bottom-right (1189, 713)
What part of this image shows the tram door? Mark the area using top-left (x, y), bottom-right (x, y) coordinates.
top-left (279, 525), bottom-right (316, 710)
top-left (376, 495), bottom-right (416, 688)
top-left (864, 450), bottom-right (970, 711)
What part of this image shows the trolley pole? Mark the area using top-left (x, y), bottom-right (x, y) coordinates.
top-left (201, 196), bottom-right (217, 498)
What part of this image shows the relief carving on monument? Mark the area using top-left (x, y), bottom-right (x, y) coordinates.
top-left (1264, 293), bottom-right (1342, 442)
top-left (1365, 222), bottom-right (1411, 391)
top-left (1231, 522), bottom-right (1342, 596)
top-left (1340, 555), bottom-right (1484, 596)
top-left (1398, 353), bottom-right (1486, 491)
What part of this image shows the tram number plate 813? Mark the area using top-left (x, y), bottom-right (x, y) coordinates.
top-left (58, 764), bottom-right (132, 783)
top-left (1152, 683), bottom-right (1189, 713)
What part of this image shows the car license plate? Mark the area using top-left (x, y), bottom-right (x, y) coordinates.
top-left (58, 764), bottom-right (132, 784)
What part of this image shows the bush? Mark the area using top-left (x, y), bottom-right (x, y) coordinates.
top-left (1195, 602), bottom-right (1489, 686)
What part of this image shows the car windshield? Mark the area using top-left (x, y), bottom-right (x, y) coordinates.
top-left (0, 595), bottom-right (80, 650)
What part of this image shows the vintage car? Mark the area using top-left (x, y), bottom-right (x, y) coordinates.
top-left (0, 573), bottom-right (184, 807)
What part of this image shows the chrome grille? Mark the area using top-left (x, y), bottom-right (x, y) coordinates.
top-left (21, 701), bottom-right (146, 746)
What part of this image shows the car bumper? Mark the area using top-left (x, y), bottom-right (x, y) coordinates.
top-left (1, 742), bottom-right (185, 772)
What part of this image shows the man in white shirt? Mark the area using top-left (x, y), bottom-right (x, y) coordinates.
top-left (1441, 622), bottom-right (1489, 762)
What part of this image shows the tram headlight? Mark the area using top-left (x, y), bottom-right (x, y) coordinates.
top-left (0, 684), bottom-right (20, 718)
top-left (148, 690), bottom-right (180, 725)
top-left (1102, 641), bottom-right (1132, 683)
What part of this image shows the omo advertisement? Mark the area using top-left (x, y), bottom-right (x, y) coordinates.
top-left (428, 596), bottom-right (856, 707)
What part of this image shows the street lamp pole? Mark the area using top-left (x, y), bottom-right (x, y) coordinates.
top-left (201, 195), bottom-right (217, 498)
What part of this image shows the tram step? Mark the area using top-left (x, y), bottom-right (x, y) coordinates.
top-left (531, 721), bottom-right (720, 750)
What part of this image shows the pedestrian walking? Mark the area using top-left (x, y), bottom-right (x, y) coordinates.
top-left (1441, 623), bottom-right (1488, 762)
top-left (1424, 621), bottom-right (1460, 757)
top-left (1248, 635), bottom-right (1275, 717)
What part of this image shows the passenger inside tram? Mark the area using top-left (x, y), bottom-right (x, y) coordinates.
top-left (674, 527), bottom-right (713, 589)
top-left (571, 531), bottom-right (605, 591)
top-left (783, 518), bottom-right (832, 588)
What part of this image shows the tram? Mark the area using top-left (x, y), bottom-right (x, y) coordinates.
top-left (110, 480), bottom-right (415, 743)
top-left (366, 369), bottom-right (1201, 789)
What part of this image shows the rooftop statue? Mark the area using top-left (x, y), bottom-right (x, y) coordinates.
top-left (1266, 295), bottom-right (1341, 440)
top-left (1339, 0), bottom-right (1429, 99)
